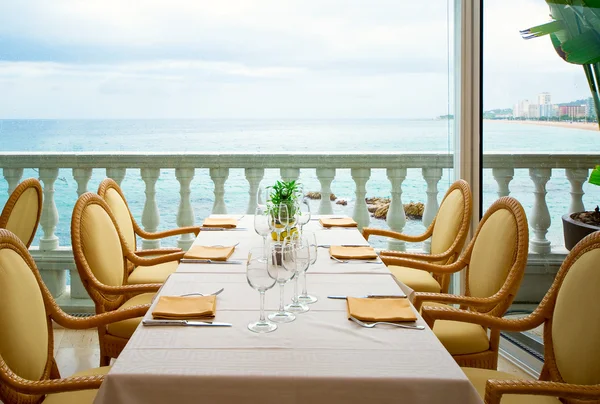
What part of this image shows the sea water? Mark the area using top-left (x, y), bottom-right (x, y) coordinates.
top-left (1, 119), bottom-right (599, 250)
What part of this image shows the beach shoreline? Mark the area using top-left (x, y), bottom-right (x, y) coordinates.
top-left (485, 119), bottom-right (599, 131)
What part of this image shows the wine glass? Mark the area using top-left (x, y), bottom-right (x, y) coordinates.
top-left (246, 247), bottom-right (278, 333)
top-left (267, 240), bottom-right (297, 323)
top-left (254, 205), bottom-right (271, 254)
top-left (285, 235), bottom-right (310, 313)
top-left (298, 231), bottom-right (318, 304)
top-left (296, 197), bottom-right (311, 235)
top-left (268, 203), bottom-right (288, 242)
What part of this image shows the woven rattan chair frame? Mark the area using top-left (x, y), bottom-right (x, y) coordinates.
top-left (386, 197), bottom-right (528, 370)
top-left (71, 192), bottom-right (186, 366)
top-left (363, 179), bottom-right (472, 293)
top-left (0, 178), bottom-right (43, 248)
top-left (0, 229), bottom-right (150, 404)
top-left (98, 178), bottom-right (200, 254)
top-left (421, 231), bottom-right (600, 404)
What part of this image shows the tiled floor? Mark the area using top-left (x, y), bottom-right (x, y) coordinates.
top-left (51, 323), bottom-right (534, 380)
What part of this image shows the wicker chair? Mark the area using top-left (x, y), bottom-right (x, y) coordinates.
top-left (97, 178), bottom-right (200, 282)
top-left (0, 178), bottom-right (43, 248)
top-left (422, 231), bottom-right (600, 404)
top-left (363, 179), bottom-right (472, 293)
top-left (0, 229), bottom-right (149, 404)
top-left (384, 196), bottom-right (529, 370)
top-left (71, 192), bottom-right (186, 366)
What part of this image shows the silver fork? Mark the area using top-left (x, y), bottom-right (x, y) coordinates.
top-left (349, 316), bottom-right (424, 330)
top-left (200, 242), bottom-right (240, 248)
top-left (180, 288), bottom-right (225, 297)
top-left (330, 256), bottom-right (382, 264)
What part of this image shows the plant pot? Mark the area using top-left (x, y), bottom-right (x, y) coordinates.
top-left (562, 212), bottom-right (600, 251)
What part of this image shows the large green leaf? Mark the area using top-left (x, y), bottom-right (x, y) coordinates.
top-left (560, 31), bottom-right (600, 63)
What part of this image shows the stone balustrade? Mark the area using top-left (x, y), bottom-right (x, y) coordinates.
top-left (1, 151), bottom-right (598, 311)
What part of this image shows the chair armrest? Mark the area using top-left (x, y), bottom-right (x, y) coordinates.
top-left (381, 255), bottom-right (466, 274)
top-left (95, 282), bottom-right (162, 295)
top-left (362, 227), bottom-right (432, 243)
top-left (136, 247), bottom-right (183, 257)
top-left (414, 291), bottom-right (508, 311)
top-left (379, 250), bottom-right (453, 262)
top-left (136, 226), bottom-right (201, 240)
top-left (420, 305), bottom-right (544, 332)
top-left (126, 250), bottom-right (186, 267)
top-left (485, 379), bottom-right (600, 404)
top-left (51, 303), bottom-right (151, 330)
top-left (0, 362), bottom-right (103, 395)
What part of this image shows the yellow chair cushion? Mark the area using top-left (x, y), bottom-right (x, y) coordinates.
top-left (43, 366), bottom-right (110, 404)
top-left (389, 265), bottom-right (441, 293)
top-left (462, 367), bottom-right (560, 404)
top-left (104, 188), bottom-right (136, 251)
top-left (106, 293), bottom-right (154, 339)
top-left (127, 260), bottom-right (179, 284)
top-left (430, 189), bottom-right (464, 256)
top-left (4, 187), bottom-right (39, 246)
top-left (433, 319), bottom-right (489, 355)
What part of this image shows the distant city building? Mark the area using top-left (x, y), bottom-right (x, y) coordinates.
top-left (538, 92), bottom-right (553, 118)
top-left (558, 105), bottom-right (588, 119)
top-left (513, 99), bottom-right (530, 118)
top-left (587, 97), bottom-right (597, 119)
top-left (528, 104), bottom-right (540, 119)
top-left (538, 92), bottom-right (551, 105)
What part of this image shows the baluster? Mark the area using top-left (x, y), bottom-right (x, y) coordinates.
top-left (106, 167), bottom-right (126, 186)
top-left (492, 168), bottom-right (514, 197)
top-left (141, 168), bottom-right (161, 249)
top-left (71, 168), bottom-right (94, 298)
top-left (175, 168), bottom-right (196, 250)
top-left (209, 168), bottom-right (229, 214)
top-left (316, 168), bottom-right (335, 215)
top-left (3, 168), bottom-right (24, 195)
top-left (529, 168), bottom-right (552, 254)
top-left (39, 168), bottom-right (59, 251)
top-left (280, 168), bottom-right (300, 183)
top-left (422, 168), bottom-right (443, 253)
top-left (73, 168), bottom-right (93, 196)
top-left (351, 168), bottom-right (371, 230)
top-left (386, 168), bottom-right (407, 251)
top-left (245, 168), bottom-right (265, 214)
top-left (566, 168), bottom-right (588, 214)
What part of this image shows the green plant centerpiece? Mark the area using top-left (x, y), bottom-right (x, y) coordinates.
top-left (267, 180), bottom-right (300, 241)
top-left (562, 165), bottom-right (600, 250)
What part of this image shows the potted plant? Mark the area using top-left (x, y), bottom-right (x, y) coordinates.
top-left (562, 166), bottom-right (600, 250)
top-left (267, 180), bottom-right (300, 240)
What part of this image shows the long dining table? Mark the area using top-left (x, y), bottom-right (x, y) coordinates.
top-left (93, 215), bottom-right (482, 404)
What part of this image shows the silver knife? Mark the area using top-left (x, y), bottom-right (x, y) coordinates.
top-left (199, 227), bottom-right (248, 231)
top-left (143, 319), bottom-right (232, 327)
top-left (327, 295), bottom-right (406, 300)
top-left (180, 259), bottom-right (245, 264)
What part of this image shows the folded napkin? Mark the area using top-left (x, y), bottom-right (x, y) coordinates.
top-left (184, 245), bottom-right (234, 261)
top-left (152, 295), bottom-right (216, 319)
top-left (330, 245), bottom-right (378, 260)
top-left (319, 217), bottom-right (358, 228)
top-left (202, 217), bottom-right (238, 228)
top-left (347, 297), bottom-right (417, 322)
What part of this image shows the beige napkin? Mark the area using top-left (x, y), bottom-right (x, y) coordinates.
top-left (184, 245), bottom-right (234, 261)
top-left (202, 217), bottom-right (238, 228)
top-left (330, 246), bottom-right (378, 260)
top-left (347, 297), bottom-right (417, 322)
top-left (152, 295), bottom-right (216, 319)
top-left (319, 217), bottom-right (358, 228)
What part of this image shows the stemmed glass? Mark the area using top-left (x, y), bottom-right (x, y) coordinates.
top-left (246, 247), bottom-right (278, 333)
top-left (267, 240), bottom-right (296, 323)
top-left (285, 235), bottom-right (310, 313)
top-left (298, 231), bottom-right (318, 304)
top-left (254, 205), bottom-right (271, 254)
top-left (268, 203), bottom-right (289, 243)
top-left (296, 197), bottom-right (311, 235)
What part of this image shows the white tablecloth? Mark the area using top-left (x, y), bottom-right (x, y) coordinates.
top-left (94, 216), bottom-right (481, 404)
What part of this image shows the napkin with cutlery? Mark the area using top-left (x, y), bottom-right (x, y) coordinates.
top-left (329, 245), bottom-right (378, 260)
top-left (184, 245), bottom-right (235, 261)
top-left (319, 217), bottom-right (358, 228)
top-left (202, 217), bottom-right (238, 228)
top-left (152, 295), bottom-right (217, 320)
top-left (347, 297), bottom-right (417, 322)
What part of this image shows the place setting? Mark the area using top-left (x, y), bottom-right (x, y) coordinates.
top-left (198, 215), bottom-right (248, 231)
top-left (179, 242), bottom-right (244, 264)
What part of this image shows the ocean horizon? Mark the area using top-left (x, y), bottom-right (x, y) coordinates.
top-left (1, 118), bottom-right (600, 250)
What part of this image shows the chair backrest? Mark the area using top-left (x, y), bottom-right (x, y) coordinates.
top-left (543, 231), bottom-right (600, 386)
top-left (464, 197), bottom-right (528, 316)
top-left (71, 192), bottom-right (128, 310)
top-left (0, 229), bottom-right (54, 404)
top-left (97, 178), bottom-right (137, 252)
top-left (0, 178), bottom-right (43, 248)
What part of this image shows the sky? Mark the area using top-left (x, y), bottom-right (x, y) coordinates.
top-left (0, 0), bottom-right (591, 119)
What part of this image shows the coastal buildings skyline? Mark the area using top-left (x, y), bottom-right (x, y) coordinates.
top-left (511, 92), bottom-right (595, 120)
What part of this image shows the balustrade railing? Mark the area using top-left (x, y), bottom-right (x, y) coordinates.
top-left (1, 152), bottom-right (598, 310)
